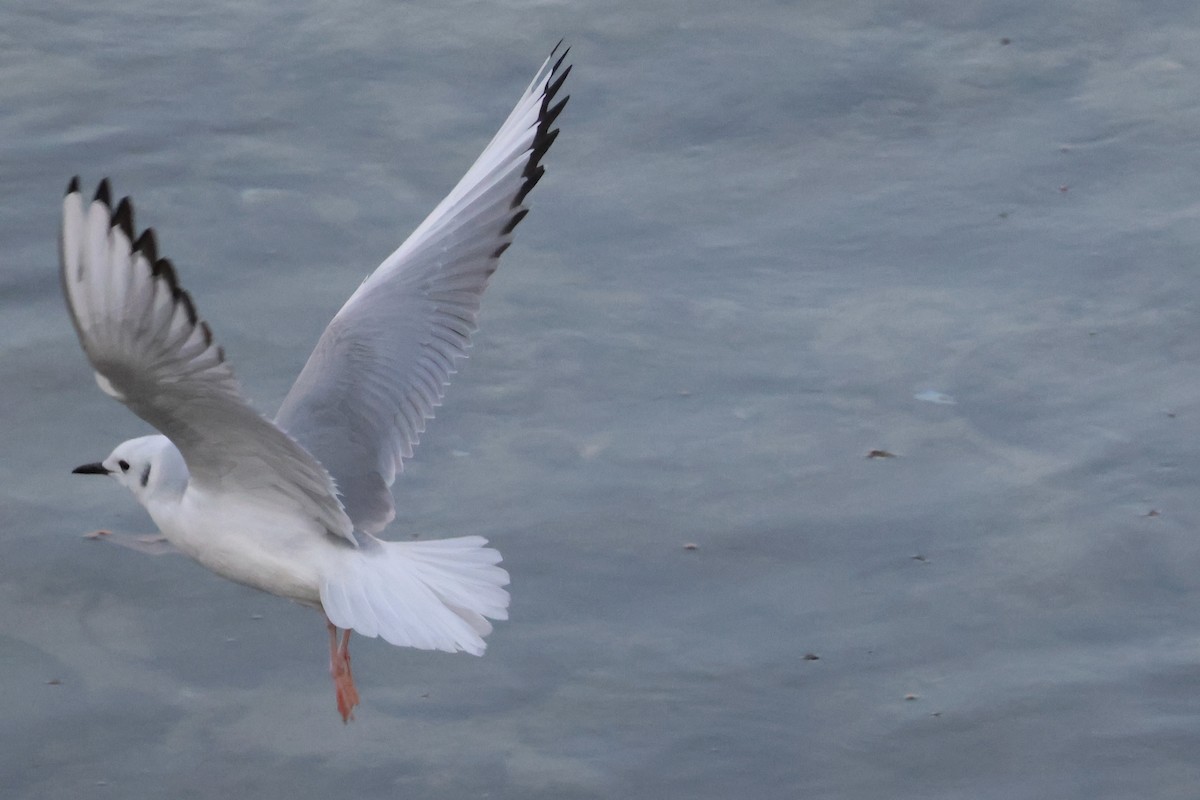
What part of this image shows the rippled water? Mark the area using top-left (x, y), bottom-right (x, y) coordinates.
top-left (5, 2), bottom-right (1200, 798)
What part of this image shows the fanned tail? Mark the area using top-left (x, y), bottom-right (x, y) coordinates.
top-left (320, 535), bottom-right (510, 655)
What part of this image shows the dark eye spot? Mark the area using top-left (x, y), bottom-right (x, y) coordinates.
top-left (140, 465), bottom-right (151, 488)
top-left (118, 460), bottom-right (130, 472)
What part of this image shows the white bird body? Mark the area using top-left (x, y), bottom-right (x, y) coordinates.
top-left (143, 440), bottom-right (503, 652)
top-left (96, 435), bottom-right (320, 605)
top-left (169, 476), bottom-right (328, 609)
top-left (62, 45), bottom-right (571, 720)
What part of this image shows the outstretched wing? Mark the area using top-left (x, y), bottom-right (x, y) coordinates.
top-left (60, 179), bottom-right (355, 544)
top-left (275, 44), bottom-right (571, 534)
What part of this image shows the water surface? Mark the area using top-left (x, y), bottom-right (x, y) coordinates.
top-left (4, 1), bottom-right (1200, 798)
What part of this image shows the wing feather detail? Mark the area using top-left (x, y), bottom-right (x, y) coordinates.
top-left (275, 44), bottom-right (571, 534)
top-left (60, 180), bottom-right (356, 545)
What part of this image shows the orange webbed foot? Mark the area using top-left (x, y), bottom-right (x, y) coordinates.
top-left (328, 621), bottom-right (360, 723)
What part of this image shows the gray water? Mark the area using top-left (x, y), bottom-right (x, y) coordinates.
top-left (4, 1), bottom-right (1200, 797)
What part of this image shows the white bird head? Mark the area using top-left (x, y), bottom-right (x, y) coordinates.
top-left (72, 434), bottom-right (188, 502)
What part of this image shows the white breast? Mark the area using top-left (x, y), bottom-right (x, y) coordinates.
top-left (148, 485), bottom-right (337, 607)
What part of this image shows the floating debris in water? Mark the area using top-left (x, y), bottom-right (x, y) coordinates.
top-left (683, 543), bottom-right (698, 551)
top-left (911, 554), bottom-right (928, 563)
top-left (904, 693), bottom-right (919, 701)
top-left (914, 390), bottom-right (956, 405)
top-left (803, 653), bottom-right (820, 661)
top-left (1144, 509), bottom-right (1161, 518)
top-left (867, 450), bottom-right (896, 459)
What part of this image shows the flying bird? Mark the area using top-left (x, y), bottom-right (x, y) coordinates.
top-left (60, 45), bottom-right (570, 722)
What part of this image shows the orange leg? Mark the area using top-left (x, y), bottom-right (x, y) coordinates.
top-left (327, 619), bottom-right (360, 723)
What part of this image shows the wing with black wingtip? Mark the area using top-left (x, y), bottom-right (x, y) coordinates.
top-left (275, 44), bottom-right (571, 534)
top-left (60, 179), bottom-right (355, 544)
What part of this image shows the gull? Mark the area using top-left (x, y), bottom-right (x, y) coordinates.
top-left (60, 45), bottom-right (570, 722)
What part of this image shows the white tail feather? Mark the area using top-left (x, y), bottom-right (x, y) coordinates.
top-left (320, 535), bottom-right (510, 655)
